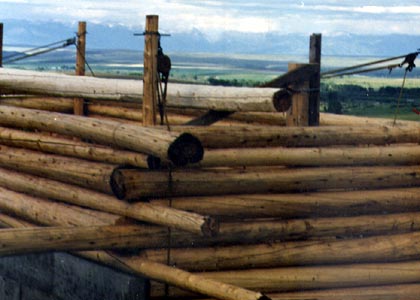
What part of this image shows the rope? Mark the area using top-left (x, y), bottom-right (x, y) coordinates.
top-left (393, 69), bottom-right (408, 126)
top-left (74, 40), bottom-right (96, 77)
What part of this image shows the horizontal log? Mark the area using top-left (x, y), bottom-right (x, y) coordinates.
top-left (150, 260), bottom-right (420, 296)
top-left (0, 144), bottom-right (116, 194)
top-left (0, 225), bottom-right (174, 255)
top-left (0, 96), bottom-right (74, 112)
top-left (110, 165), bottom-right (420, 199)
top-left (0, 126), bottom-right (152, 168)
top-left (198, 144), bottom-right (420, 168)
top-left (174, 125), bottom-right (420, 148)
top-left (0, 106), bottom-right (204, 166)
top-left (0, 168), bottom-right (218, 236)
top-left (141, 231), bottom-right (420, 271)
top-left (149, 187), bottom-right (420, 219)
top-left (321, 112), bottom-right (420, 128)
top-left (0, 68), bottom-right (282, 112)
top-left (0, 186), bottom-right (119, 226)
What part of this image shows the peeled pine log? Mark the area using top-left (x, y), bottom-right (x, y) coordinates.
top-left (0, 224), bottom-right (177, 255)
top-left (174, 125), bottom-right (420, 148)
top-left (199, 144), bottom-right (420, 168)
top-left (0, 144), bottom-right (116, 194)
top-left (0, 126), bottom-right (152, 168)
top-left (150, 260), bottom-right (420, 296)
top-left (0, 186), bottom-right (119, 226)
top-left (141, 231), bottom-right (420, 271)
top-left (110, 165), bottom-right (420, 199)
top-left (150, 187), bottom-right (420, 219)
top-left (321, 112), bottom-right (420, 128)
top-left (0, 96), bottom-right (74, 112)
top-left (0, 168), bottom-right (218, 236)
top-left (0, 68), bottom-right (282, 112)
top-left (0, 106), bottom-right (204, 166)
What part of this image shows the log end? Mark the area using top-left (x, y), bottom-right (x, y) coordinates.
top-left (201, 216), bottom-right (219, 237)
top-left (273, 89), bottom-right (292, 112)
top-left (168, 133), bottom-right (204, 166)
top-left (110, 168), bottom-right (126, 200)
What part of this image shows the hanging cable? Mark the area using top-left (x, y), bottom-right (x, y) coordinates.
top-left (3, 38), bottom-right (76, 64)
top-left (393, 69), bottom-right (409, 126)
top-left (74, 40), bottom-right (95, 77)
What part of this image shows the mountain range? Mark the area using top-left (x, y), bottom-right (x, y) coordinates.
top-left (3, 20), bottom-right (420, 57)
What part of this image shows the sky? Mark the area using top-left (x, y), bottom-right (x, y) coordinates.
top-left (1, 0), bottom-right (420, 39)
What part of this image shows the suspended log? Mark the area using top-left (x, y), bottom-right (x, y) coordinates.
top-left (150, 187), bottom-right (420, 219)
top-left (0, 126), bottom-right (153, 168)
top-left (110, 165), bottom-right (420, 199)
top-left (0, 224), bottom-right (175, 255)
top-left (0, 144), bottom-right (116, 194)
top-left (150, 260), bottom-right (420, 296)
top-left (141, 231), bottom-right (420, 271)
top-left (0, 106), bottom-right (204, 166)
top-left (0, 168), bottom-right (218, 236)
top-left (198, 144), bottom-right (420, 168)
top-left (0, 68), bottom-right (283, 112)
top-left (173, 125), bottom-right (420, 148)
top-left (0, 96), bottom-right (73, 112)
top-left (0, 186), bottom-right (119, 226)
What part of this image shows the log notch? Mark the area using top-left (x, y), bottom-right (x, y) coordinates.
top-left (174, 125), bottom-right (420, 148)
top-left (198, 144), bottom-right (420, 168)
top-left (0, 144), bottom-right (116, 194)
top-left (150, 260), bottom-right (420, 296)
top-left (0, 126), bottom-right (153, 168)
top-left (150, 187), bottom-right (420, 220)
top-left (74, 21), bottom-right (87, 116)
top-left (110, 165), bottom-right (420, 199)
top-left (0, 168), bottom-right (218, 236)
top-left (0, 106), bottom-right (204, 166)
top-left (140, 231), bottom-right (420, 271)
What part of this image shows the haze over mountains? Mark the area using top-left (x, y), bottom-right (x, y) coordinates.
top-left (3, 20), bottom-right (420, 57)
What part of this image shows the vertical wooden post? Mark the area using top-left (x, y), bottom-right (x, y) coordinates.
top-left (143, 15), bottom-right (159, 126)
top-left (0, 23), bottom-right (3, 67)
top-left (308, 33), bottom-right (322, 126)
top-left (74, 21), bottom-right (87, 116)
top-left (286, 63), bottom-right (309, 126)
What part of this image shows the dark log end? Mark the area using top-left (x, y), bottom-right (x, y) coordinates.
top-left (201, 216), bottom-right (219, 237)
top-left (168, 133), bottom-right (204, 166)
top-left (273, 89), bottom-right (292, 112)
top-left (147, 155), bottom-right (162, 170)
top-left (110, 168), bottom-right (126, 200)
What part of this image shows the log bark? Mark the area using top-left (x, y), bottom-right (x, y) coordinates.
top-left (150, 260), bottom-right (420, 296)
top-left (0, 105), bottom-right (204, 166)
top-left (0, 126), bottom-right (152, 168)
top-left (321, 112), bottom-right (420, 128)
top-left (0, 168), bottom-right (218, 236)
top-left (174, 125), bottom-right (420, 148)
top-left (150, 187), bottom-right (420, 219)
top-left (141, 231), bottom-right (420, 271)
top-left (0, 68), bottom-right (282, 112)
top-left (110, 165), bottom-right (420, 199)
top-left (198, 144), bottom-right (420, 168)
top-left (0, 144), bottom-right (116, 194)
top-left (0, 96), bottom-right (73, 112)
